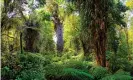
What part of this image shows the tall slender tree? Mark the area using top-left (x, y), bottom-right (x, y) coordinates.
top-left (46, 0), bottom-right (64, 53)
top-left (52, 5), bottom-right (64, 53)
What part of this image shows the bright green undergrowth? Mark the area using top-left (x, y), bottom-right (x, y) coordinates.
top-left (1, 52), bottom-right (133, 80)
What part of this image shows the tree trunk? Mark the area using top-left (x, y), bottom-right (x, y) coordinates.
top-left (81, 40), bottom-right (91, 56)
top-left (96, 35), bottom-right (106, 67)
top-left (92, 21), bottom-right (107, 67)
top-left (56, 23), bottom-right (63, 53)
top-left (91, 0), bottom-right (107, 67)
top-left (53, 15), bottom-right (64, 53)
top-left (24, 29), bottom-right (39, 53)
top-left (20, 32), bottom-right (23, 54)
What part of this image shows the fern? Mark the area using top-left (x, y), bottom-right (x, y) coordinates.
top-left (18, 52), bottom-right (50, 67)
top-left (101, 70), bottom-right (133, 80)
top-left (89, 66), bottom-right (109, 80)
top-left (45, 64), bottom-right (94, 80)
top-left (63, 59), bottom-right (90, 70)
top-left (59, 68), bottom-right (94, 80)
top-left (16, 68), bottom-right (45, 80)
top-left (45, 64), bottom-right (64, 79)
top-left (101, 74), bottom-right (132, 80)
top-left (115, 69), bottom-right (131, 75)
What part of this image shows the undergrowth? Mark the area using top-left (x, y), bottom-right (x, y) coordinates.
top-left (1, 52), bottom-right (133, 80)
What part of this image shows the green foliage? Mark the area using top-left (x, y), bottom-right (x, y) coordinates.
top-left (59, 68), bottom-right (94, 80)
top-left (45, 63), bottom-right (64, 79)
top-left (1, 52), bottom-right (48, 80)
top-left (45, 64), bottom-right (93, 80)
top-left (89, 66), bottom-right (109, 80)
top-left (108, 53), bottom-right (132, 72)
top-left (16, 53), bottom-right (46, 80)
top-left (18, 52), bottom-right (49, 68)
top-left (1, 0), bottom-right (133, 80)
top-left (16, 68), bottom-right (45, 80)
top-left (101, 70), bottom-right (133, 80)
top-left (64, 14), bottom-right (81, 53)
top-left (1, 53), bottom-right (21, 79)
top-left (126, 0), bottom-right (133, 9)
top-left (63, 60), bottom-right (90, 70)
top-left (101, 74), bottom-right (132, 80)
top-left (1, 66), bottom-right (11, 79)
top-left (36, 9), bottom-right (55, 52)
top-left (106, 27), bottom-right (133, 72)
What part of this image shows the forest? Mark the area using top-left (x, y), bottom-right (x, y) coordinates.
top-left (1, 0), bottom-right (133, 80)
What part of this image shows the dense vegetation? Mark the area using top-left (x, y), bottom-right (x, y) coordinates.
top-left (1, 0), bottom-right (133, 80)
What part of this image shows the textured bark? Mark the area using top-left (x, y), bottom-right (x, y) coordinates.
top-left (56, 23), bottom-right (63, 52)
top-left (95, 28), bottom-right (106, 67)
top-left (91, 0), bottom-right (107, 67)
top-left (53, 14), bottom-right (64, 53)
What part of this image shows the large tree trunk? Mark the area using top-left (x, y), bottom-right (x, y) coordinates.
top-left (91, 0), bottom-right (107, 67)
top-left (24, 29), bottom-right (39, 53)
top-left (93, 26), bottom-right (107, 67)
top-left (55, 22), bottom-right (63, 53)
top-left (53, 15), bottom-right (64, 53)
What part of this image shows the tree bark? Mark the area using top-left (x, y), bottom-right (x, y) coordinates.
top-left (20, 32), bottom-right (23, 54)
top-left (91, 0), bottom-right (107, 67)
top-left (56, 23), bottom-right (63, 53)
top-left (95, 31), bottom-right (106, 67)
top-left (49, 3), bottom-right (64, 54)
top-left (52, 14), bottom-right (64, 53)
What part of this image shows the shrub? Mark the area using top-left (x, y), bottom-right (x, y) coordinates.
top-left (1, 54), bottom-right (21, 79)
top-left (109, 55), bottom-right (132, 72)
top-left (1, 52), bottom-right (48, 80)
top-left (16, 68), bottom-right (46, 80)
top-left (1, 66), bottom-right (13, 80)
top-left (107, 51), bottom-right (132, 72)
top-left (18, 53), bottom-right (49, 68)
top-left (89, 66), bottom-right (109, 80)
top-left (15, 53), bottom-right (47, 80)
